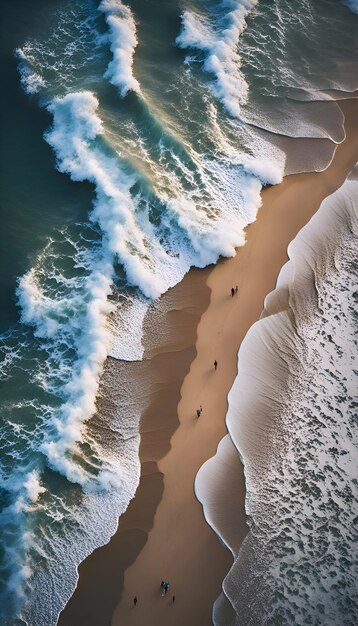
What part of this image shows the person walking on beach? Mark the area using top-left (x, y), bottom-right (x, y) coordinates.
top-left (161, 581), bottom-right (169, 596)
top-left (231, 287), bottom-right (235, 297)
top-left (235, 285), bottom-right (238, 293)
top-left (133, 596), bottom-right (138, 606)
top-left (196, 408), bottom-right (201, 418)
top-left (214, 359), bottom-right (218, 370)
top-left (200, 405), bottom-right (203, 414)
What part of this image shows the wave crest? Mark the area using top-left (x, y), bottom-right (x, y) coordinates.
top-left (99, 0), bottom-right (141, 97)
top-left (176, 0), bottom-right (258, 119)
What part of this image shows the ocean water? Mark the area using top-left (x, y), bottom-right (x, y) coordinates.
top-left (0, 0), bottom-right (357, 624)
top-left (206, 177), bottom-right (358, 626)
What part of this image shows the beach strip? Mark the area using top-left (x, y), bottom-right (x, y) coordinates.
top-left (59, 99), bottom-right (358, 626)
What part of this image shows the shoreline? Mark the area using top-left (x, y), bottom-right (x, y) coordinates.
top-left (212, 173), bottom-right (358, 625)
top-left (58, 99), bottom-right (358, 626)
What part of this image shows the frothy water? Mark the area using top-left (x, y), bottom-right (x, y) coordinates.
top-left (202, 178), bottom-right (358, 625)
top-left (0, 0), bottom-right (357, 623)
top-left (176, 0), bottom-right (258, 119)
top-left (99, 0), bottom-right (141, 97)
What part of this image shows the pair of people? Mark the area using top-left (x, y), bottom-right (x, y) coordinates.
top-left (231, 285), bottom-right (238, 297)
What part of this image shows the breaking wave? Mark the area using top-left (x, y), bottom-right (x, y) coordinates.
top-left (176, 0), bottom-right (258, 119)
top-left (98, 0), bottom-right (141, 97)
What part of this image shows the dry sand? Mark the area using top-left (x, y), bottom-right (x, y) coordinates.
top-left (59, 99), bottom-right (358, 626)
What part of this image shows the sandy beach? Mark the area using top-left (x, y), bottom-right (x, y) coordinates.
top-left (58, 99), bottom-right (358, 626)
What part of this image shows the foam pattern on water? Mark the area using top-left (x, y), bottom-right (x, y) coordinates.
top-left (210, 180), bottom-right (358, 625)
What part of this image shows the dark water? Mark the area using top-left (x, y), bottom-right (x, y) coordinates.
top-left (0, 0), bottom-right (356, 623)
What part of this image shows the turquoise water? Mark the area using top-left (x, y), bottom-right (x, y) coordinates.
top-left (0, 0), bottom-right (356, 624)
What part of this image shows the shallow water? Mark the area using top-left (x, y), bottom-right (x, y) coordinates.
top-left (207, 179), bottom-right (358, 625)
top-left (0, 0), bottom-right (357, 623)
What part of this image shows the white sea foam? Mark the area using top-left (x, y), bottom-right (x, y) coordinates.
top-left (40, 263), bottom-right (115, 487)
top-left (18, 64), bottom-right (46, 95)
top-left (0, 341), bottom-right (22, 380)
top-left (44, 92), bottom-right (270, 291)
top-left (15, 93), bottom-right (122, 486)
top-left (15, 5), bottom-right (105, 97)
top-left (0, 468), bottom-right (46, 602)
top-left (16, 42), bottom-right (46, 94)
top-left (107, 297), bottom-right (148, 360)
top-left (238, 155), bottom-right (283, 185)
top-left (23, 471), bottom-right (46, 504)
top-left (18, 257), bottom-right (116, 487)
top-left (45, 92), bottom-right (165, 298)
top-left (0, 469), bottom-right (46, 511)
top-left (176, 1), bottom-right (259, 119)
top-left (99, 0), bottom-right (141, 97)
top-left (18, 268), bottom-right (63, 338)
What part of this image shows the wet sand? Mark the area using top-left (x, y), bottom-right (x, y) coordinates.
top-left (58, 99), bottom-right (358, 626)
